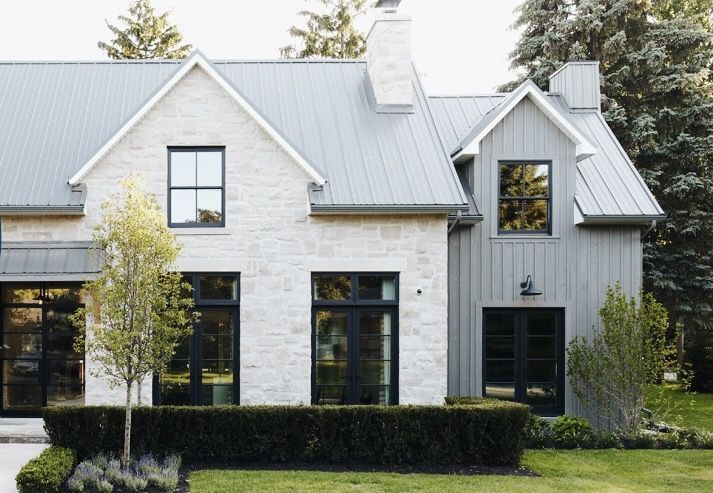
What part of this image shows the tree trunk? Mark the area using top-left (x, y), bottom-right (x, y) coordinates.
top-left (677, 323), bottom-right (685, 368)
top-left (123, 381), bottom-right (133, 466)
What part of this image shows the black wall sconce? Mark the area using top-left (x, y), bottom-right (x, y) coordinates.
top-left (519, 274), bottom-right (542, 297)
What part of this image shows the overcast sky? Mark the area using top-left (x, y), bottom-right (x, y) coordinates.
top-left (0, 0), bottom-right (524, 94)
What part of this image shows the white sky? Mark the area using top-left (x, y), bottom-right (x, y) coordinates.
top-left (0, 0), bottom-right (524, 94)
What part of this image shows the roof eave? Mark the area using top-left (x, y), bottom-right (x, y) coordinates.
top-left (577, 214), bottom-right (666, 225)
top-left (310, 204), bottom-right (469, 215)
top-left (0, 205), bottom-right (86, 216)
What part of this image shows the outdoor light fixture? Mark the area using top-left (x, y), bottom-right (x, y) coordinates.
top-left (519, 275), bottom-right (542, 297)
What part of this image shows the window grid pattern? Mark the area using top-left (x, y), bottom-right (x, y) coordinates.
top-left (498, 161), bottom-right (551, 234)
top-left (168, 147), bottom-right (225, 228)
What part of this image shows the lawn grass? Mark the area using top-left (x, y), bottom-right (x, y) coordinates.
top-left (190, 449), bottom-right (713, 493)
top-left (645, 383), bottom-right (713, 431)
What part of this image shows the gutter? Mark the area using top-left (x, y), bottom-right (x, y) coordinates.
top-left (310, 204), bottom-right (470, 214)
top-left (0, 206), bottom-right (86, 216)
top-left (579, 214), bottom-right (666, 225)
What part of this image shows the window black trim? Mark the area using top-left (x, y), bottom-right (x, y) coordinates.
top-left (311, 273), bottom-right (399, 405)
top-left (167, 146), bottom-right (226, 228)
top-left (497, 161), bottom-right (552, 235)
top-left (0, 282), bottom-right (85, 418)
top-left (153, 273), bottom-right (240, 406)
top-left (482, 308), bottom-right (565, 416)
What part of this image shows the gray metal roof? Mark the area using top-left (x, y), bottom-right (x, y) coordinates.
top-left (429, 93), bottom-right (664, 220)
top-left (0, 241), bottom-right (100, 281)
top-left (0, 57), bottom-right (467, 212)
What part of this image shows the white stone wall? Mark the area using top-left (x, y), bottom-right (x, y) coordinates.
top-left (2, 66), bottom-right (449, 405)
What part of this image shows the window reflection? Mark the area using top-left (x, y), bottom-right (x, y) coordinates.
top-left (498, 163), bottom-right (550, 233)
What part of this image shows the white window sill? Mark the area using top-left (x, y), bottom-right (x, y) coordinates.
top-left (490, 235), bottom-right (560, 240)
top-left (171, 228), bottom-right (231, 236)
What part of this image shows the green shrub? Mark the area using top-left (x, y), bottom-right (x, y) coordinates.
top-left (524, 414), bottom-right (553, 448)
top-left (15, 446), bottom-right (76, 493)
top-left (444, 396), bottom-right (498, 406)
top-left (551, 415), bottom-right (594, 448)
top-left (44, 403), bottom-right (531, 466)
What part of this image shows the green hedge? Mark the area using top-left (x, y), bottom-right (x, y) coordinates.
top-left (15, 446), bottom-right (76, 493)
top-left (43, 403), bottom-right (530, 466)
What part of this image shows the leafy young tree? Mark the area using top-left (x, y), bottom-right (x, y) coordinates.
top-left (504, 1), bottom-right (713, 386)
top-left (98, 0), bottom-right (192, 59)
top-left (71, 176), bottom-right (196, 464)
top-left (567, 284), bottom-right (669, 433)
top-left (281, 0), bottom-right (373, 58)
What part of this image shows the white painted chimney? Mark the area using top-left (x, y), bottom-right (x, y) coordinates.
top-left (548, 61), bottom-right (601, 111)
top-left (366, 0), bottom-right (414, 113)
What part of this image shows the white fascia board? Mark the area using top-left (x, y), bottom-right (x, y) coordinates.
top-left (68, 52), bottom-right (326, 186)
top-left (460, 83), bottom-right (597, 162)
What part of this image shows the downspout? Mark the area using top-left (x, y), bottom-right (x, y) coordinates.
top-left (641, 219), bottom-right (657, 241)
top-left (447, 210), bottom-right (462, 235)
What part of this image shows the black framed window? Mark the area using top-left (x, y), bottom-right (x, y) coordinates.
top-left (483, 309), bottom-right (564, 416)
top-left (168, 147), bottom-right (225, 228)
top-left (498, 162), bottom-right (551, 234)
top-left (154, 274), bottom-right (239, 406)
top-left (0, 283), bottom-right (85, 417)
top-left (312, 273), bottom-right (398, 405)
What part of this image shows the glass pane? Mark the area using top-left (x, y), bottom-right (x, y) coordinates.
top-left (170, 151), bottom-right (196, 186)
top-left (170, 189), bottom-right (196, 224)
top-left (2, 386), bottom-right (42, 411)
top-left (499, 164), bottom-right (523, 197)
top-left (317, 335), bottom-right (347, 360)
top-left (3, 359), bottom-right (40, 384)
top-left (202, 385), bottom-right (232, 405)
top-left (196, 189), bottom-right (222, 224)
top-left (358, 385), bottom-right (389, 405)
top-left (527, 337), bottom-right (556, 359)
top-left (527, 383), bottom-right (557, 407)
top-left (522, 200), bottom-right (548, 231)
top-left (202, 360), bottom-right (233, 384)
top-left (48, 360), bottom-right (84, 386)
top-left (522, 164), bottom-right (549, 197)
top-left (498, 199), bottom-right (522, 231)
top-left (527, 313), bottom-right (557, 335)
top-left (484, 312), bottom-right (515, 336)
top-left (313, 275), bottom-right (351, 301)
top-left (3, 308), bottom-right (42, 332)
top-left (197, 151), bottom-right (223, 186)
top-left (359, 311), bottom-right (392, 336)
top-left (485, 359), bottom-right (515, 382)
top-left (3, 333), bottom-right (42, 359)
top-left (47, 334), bottom-right (81, 358)
top-left (1, 286), bottom-right (41, 304)
top-left (160, 384), bottom-right (191, 405)
top-left (358, 276), bottom-right (397, 300)
top-left (47, 385), bottom-right (85, 407)
top-left (199, 276), bottom-right (238, 300)
top-left (316, 385), bottom-right (347, 405)
top-left (46, 311), bottom-right (75, 334)
top-left (315, 311), bottom-right (348, 336)
top-left (360, 335), bottom-right (390, 360)
top-left (202, 335), bottom-right (233, 361)
top-left (162, 360), bottom-right (190, 385)
top-left (360, 361), bottom-right (390, 386)
top-left (485, 336), bottom-right (515, 359)
top-left (316, 361), bottom-right (348, 385)
top-left (485, 383), bottom-right (516, 401)
top-left (527, 360), bottom-right (557, 382)
top-left (45, 287), bottom-right (84, 306)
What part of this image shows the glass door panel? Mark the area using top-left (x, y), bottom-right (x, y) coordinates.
top-left (484, 311), bottom-right (517, 401)
top-left (314, 310), bottom-right (350, 404)
top-left (524, 312), bottom-right (559, 411)
top-left (357, 310), bottom-right (392, 404)
top-left (200, 310), bottom-right (235, 405)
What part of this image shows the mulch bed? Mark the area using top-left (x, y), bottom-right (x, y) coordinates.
top-left (182, 461), bottom-right (538, 477)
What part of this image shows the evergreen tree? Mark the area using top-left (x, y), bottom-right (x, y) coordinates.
top-left (98, 0), bottom-right (191, 60)
top-left (281, 0), bottom-right (373, 59)
top-left (504, 1), bottom-right (713, 388)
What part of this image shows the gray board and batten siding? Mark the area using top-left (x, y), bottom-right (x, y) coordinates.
top-left (442, 95), bottom-right (643, 421)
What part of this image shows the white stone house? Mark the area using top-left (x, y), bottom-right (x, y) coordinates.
top-left (0, 2), bottom-right (663, 418)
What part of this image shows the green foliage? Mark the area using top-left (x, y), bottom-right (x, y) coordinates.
top-left (443, 396), bottom-right (500, 406)
top-left (98, 0), bottom-right (192, 59)
top-left (43, 403), bottom-right (531, 467)
top-left (551, 415), bottom-right (594, 448)
top-left (505, 1), bottom-right (713, 375)
top-left (67, 453), bottom-right (179, 493)
top-left (281, 0), bottom-right (373, 59)
top-left (686, 325), bottom-right (713, 391)
top-left (71, 175), bottom-right (196, 464)
top-left (15, 447), bottom-right (76, 493)
top-left (567, 284), bottom-right (670, 433)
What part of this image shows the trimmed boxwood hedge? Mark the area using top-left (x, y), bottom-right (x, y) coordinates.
top-left (15, 446), bottom-right (76, 493)
top-left (43, 403), bottom-right (530, 466)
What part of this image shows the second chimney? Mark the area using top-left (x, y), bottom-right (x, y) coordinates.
top-left (366, 0), bottom-right (414, 113)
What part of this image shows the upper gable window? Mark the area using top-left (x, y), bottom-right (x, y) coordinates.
top-left (498, 162), bottom-right (550, 234)
top-left (168, 147), bottom-right (225, 228)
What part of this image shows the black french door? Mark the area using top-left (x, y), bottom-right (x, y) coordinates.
top-left (0, 283), bottom-right (85, 417)
top-left (483, 309), bottom-right (564, 415)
